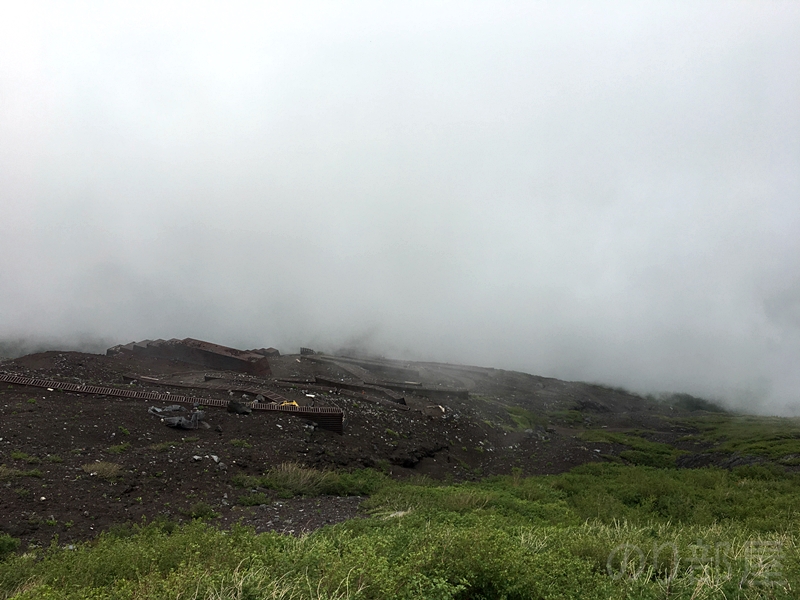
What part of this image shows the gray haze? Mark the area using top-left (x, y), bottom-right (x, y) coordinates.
top-left (2, 2), bottom-right (799, 414)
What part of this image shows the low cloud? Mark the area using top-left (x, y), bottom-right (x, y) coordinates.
top-left (2, 2), bottom-right (799, 414)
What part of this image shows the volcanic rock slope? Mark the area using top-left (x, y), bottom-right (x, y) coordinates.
top-left (0, 347), bottom-right (712, 548)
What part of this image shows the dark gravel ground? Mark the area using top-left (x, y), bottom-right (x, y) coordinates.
top-left (0, 348), bottom-right (700, 550)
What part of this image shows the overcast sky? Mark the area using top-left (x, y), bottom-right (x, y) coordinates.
top-left (1, 1), bottom-right (799, 413)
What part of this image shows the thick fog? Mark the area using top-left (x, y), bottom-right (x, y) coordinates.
top-left (2, 2), bottom-right (799, 413)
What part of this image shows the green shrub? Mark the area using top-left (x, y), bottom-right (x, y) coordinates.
top-left (183, 502), bottom-right (218, 521)
top-left (0, 535), bottom-right (18, 562)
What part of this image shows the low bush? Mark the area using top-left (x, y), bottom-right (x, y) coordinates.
top-left (183, 502), bottom-right (218, 521)
top-left (0, 536), bottom-right (18, 562)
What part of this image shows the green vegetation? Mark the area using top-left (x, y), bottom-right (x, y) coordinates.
top-left (662, 392), bottom-right (727, 413)
top-left (228, 438), bottom-right (252, 448)
top-left (150, 437), bottom-right (201, 452)
top-left (580, 430), bottom-right (687, 467)
top-left (182, 502), bottom-right (218, 521)
top-left (0, 465), bottom-right (41, 480)
top-left (506, 405), bottom-right (546, 430)
top-left (2, 463), bottom-right (799, 599)
top-left (679, 414), bottom-right (800, 462)
top-left (232, 462), bottom-right (387, 498)
top-left (238, 492), bottom-right (270, 506)
top-left (4, 414), bottom-right (800, 598)
top-left (107, 442), bottom-right (130, 455)
top-left (10, 451), bottom-right (40, 464)
top-left (148, 441), bottom-right (175, 453)
top-left (81, 462), bottom-right (122, 480)
top-left (0, 535), bottom-right (18, 562)
top-left (549, 409), bottom-right (584, 426)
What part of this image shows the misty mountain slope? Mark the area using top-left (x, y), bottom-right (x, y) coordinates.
top-left (1, 348), bottom-right (799, 550)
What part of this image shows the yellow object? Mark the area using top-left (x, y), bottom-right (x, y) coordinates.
top-left (279, 400), bottom-right (299, 407)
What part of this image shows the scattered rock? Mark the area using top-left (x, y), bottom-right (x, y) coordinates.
top-left (227, 400), bottom-right (252, 415)
top-left (163, 411), bottom-right (206, 430)
top-left (148, 405), bottom-right (185, 415)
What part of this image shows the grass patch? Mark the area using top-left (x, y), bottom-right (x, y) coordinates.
top-left (679, 414), bottom-right (800, 460)
top-left (237, 492), bottom-right (270, 506)
top-left (0, 465), bottom-right (41, 480)
top-left (580, 430), bottom-right (686, 468)
top-left (10, 451), bottom-right (40, 464)
top-left (82, 462), bottom-right (122, 480)
top-left (45, 454), bottom-right (63, 463)
top-left (107, 443), bottom-right (130, 455)
top-left (549, 409), bottom-right (584, 426)
top-left (0, 465), bottom-right (22, 481)
top-left (228, 438), bottom-right (252, 449)
top-left (506, 405), bottom-right (546, 430)
top-left (148, 441), bottom-right (176, 453)
top-left (232, 463), bottom-right (387, 498)
top-left (364, 462), bottom-right (800, 532)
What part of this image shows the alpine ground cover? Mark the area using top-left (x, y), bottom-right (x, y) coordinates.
top-left (2, 462), bottom-right (799, 599)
